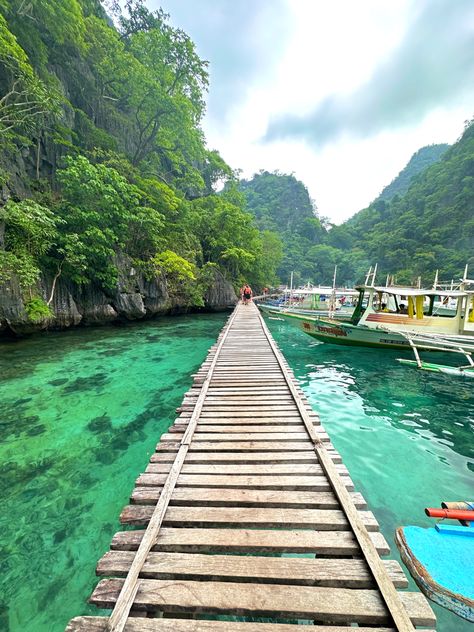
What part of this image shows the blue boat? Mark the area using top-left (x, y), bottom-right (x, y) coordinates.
top-left (396, 504), bottom-right (474, 622)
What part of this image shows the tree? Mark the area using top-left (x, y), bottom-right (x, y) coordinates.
top-left (56, 155), bottom-right (165, 287)
top-left (0, 199), bottom-right (60, 290)
top-left (0, 15), bottom-right (59, 137)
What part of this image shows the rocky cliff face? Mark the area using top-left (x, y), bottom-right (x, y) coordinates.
top-left (0, 256), bottom-right (237, 337)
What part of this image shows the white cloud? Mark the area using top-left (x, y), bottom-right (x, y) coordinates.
top-left (154, 0), bottom-right (474, 223)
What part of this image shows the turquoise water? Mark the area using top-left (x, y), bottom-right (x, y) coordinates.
top-left (264, 315), bottom-right (473, 632)
top-left (0, 314), bottom-right (227, 632)
top-left (1, 313), bottom-right (473, 632)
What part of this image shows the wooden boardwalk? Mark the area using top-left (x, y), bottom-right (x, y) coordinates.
top-left (66, 303), bottom-right (436, 632)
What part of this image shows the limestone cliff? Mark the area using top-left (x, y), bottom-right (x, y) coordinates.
top-left (0, 257), bottom-right (237, 337)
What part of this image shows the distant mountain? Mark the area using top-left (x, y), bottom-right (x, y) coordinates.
top-left (377, 144), bottom-right (449, 202)
top-left (237, 129), bottom-right (472, 288)
top-left (339, 125), bottom-right (474, 284)
top-left (239, 171), bottom-right (328, 283)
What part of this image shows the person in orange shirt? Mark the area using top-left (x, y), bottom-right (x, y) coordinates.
top-left (242, 284), bottom-right (253, 305)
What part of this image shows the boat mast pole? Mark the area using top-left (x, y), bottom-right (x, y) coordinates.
top-left (329, 265), bottom-right (337, 316)
top-left (365, 266), bottom-right (372, 286)
top-left (371, 263), bottom-right (378, 286)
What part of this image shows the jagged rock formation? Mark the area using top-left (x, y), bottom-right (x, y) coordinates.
top-left (0, 259), bottom-right (237, 337)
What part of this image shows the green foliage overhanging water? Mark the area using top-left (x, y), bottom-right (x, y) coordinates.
top-left (0, 0), bottom-right (283, 320)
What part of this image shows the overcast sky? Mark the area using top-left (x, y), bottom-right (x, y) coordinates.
top-left (154, 0), bottom-right (474, 224)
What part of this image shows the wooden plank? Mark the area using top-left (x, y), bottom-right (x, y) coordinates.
top-left (120, 506), bottom-right (378, 530)
top-left (174, 421), bottom-right (320, 429)
top-left (198, 410), bottom-right (302, 417)
top-left (173, 422), bottom-right (309, 431)
top-left (173, 419), bottom-right (318, 428)
top-left (150, 450), bottom-right (323, 463)
top-left (151, 450), bottom-right (341, 463)
top-left (67, 616), bottom-right (408, 632)
top-left (136, 473), bottom-right (353, 491)
top-left (130, 487), bottom-right (367, 509)
top-left (157, 441), bottom-right (321, 452)
top-left (199, 405), bottom-right (300, 412)
top-left (204, 388), bottom-right (292, 394)
top-left (90, 579), bottom-right (436, 626)
top-left (208, 379), bottom-right (288, 384)
top-left (97, 551), bottom-right (408, 588)
top-left (187, 397), bottom-right (296, 404)
top-left (161, 432), bottom-right (319, 442)
top-left (145, 463), bottom-right (349, 475)
top-left (111, 527), bottom-right (391, 555)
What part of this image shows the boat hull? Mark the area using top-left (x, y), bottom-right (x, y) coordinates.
top-left (257, 303), bottom-right (353, 323)
top-left (296, 315), bottom-right (412, 349)
top-left (396, 525), bottom-right (474, 622)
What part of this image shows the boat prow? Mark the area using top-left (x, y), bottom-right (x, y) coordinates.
top-left (396, 523), bottom-right (474, 622)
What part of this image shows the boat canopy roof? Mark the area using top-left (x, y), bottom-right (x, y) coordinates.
top-left (356, 285), bottom-right (467, 297)
top-left (290, 287), bottom-right (359, 296)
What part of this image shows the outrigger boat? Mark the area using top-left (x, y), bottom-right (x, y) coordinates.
top-left (292, 269), bottom-right (474, 351)
top-left (257, 267), bottom-right (359, 322)
top-left (396, 502), bottom-right (474, 622)
top-left (257, 287), bottom-right (358, 321)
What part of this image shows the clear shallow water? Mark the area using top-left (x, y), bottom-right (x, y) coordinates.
top-left (1, 313), bottom-right (473, 632)
top-left (265, 315), bottom-right (474, 632)
top-left (0, 314), bottom-right (227, 632)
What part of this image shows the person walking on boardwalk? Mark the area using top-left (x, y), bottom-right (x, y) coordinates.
top-left (242, 284), bottom-right (253, 305)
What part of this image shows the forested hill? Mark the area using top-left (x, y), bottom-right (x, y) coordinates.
top-left (239, 171), bottom-right (326, 283)
top-left (239, 124), bottom-right (473, 287)
top-left (341, 122), bottom-right (474, 284)
top-left (0, 0), bottom-right (283, 334)
top-left (376, 144), bottom-right (449, 202)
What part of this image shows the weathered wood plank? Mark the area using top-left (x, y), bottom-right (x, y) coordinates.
top-left (152, 449), bottom-right (342, 463)
top-left (161, 432), bottom-right (325, 443)
top-left (136, 473), bottom-right (353, 491)
top-left (111, 527), bottom-right (391, 555)
top-left (145, 462), bottom-right (349, 475)
top-left (198, 411), bottom-right (302, 418)
top-left (201, 395), bottom-right (295, 401)
top-left (90, 579), bottom-right (436, 626)
top-left (97, 551), bottom-right (408, 588)
top-left (150, 450), bottom-right (322, 463)
top-left (178, 419), bottom-right (311, 427)
top-left (130, 487), bottom-right (366, 509)
top-left (120, 506), bottom-right (378, 530)
top-left (157, 441), bottom-right (326, 452)
top-left (199, 405), bottom-right (300, 412)
top-left (67, 616), bottom-right (409, 632)
top-left (172, 423), bottom-right (309, 432)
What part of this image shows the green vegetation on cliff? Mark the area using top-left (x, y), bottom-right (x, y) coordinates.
top-left (376, 144), bottom-right (449, 203)
top-left (342, 125), bottom-right (474, 283)
top-left (239, 171), bottom-right (326, 284)
top-left (0, 0), bottom-right (282, 323)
